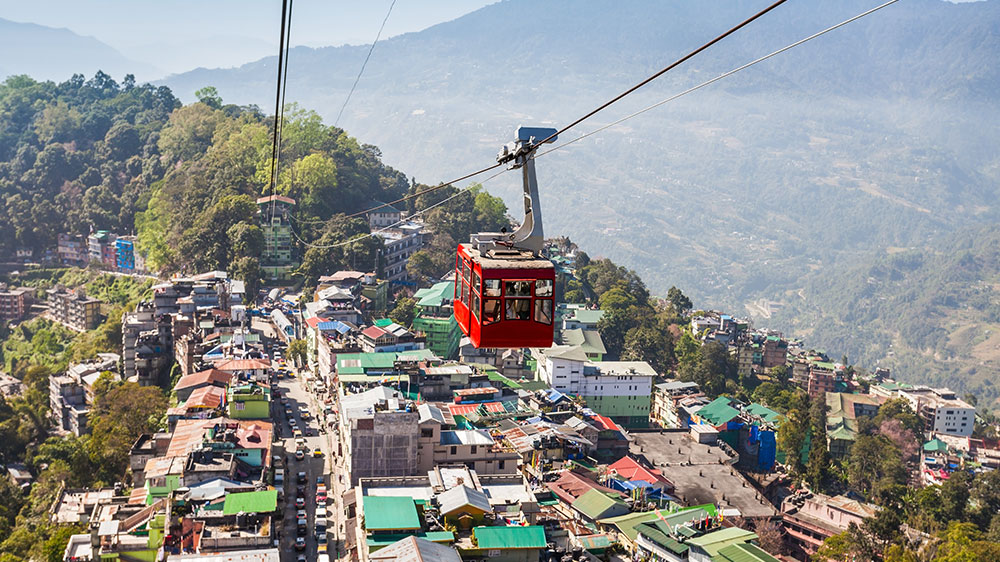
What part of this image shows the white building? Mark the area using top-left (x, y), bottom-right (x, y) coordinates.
top-left (900, 387), bottom-right (975, 437)
top-left (534, 345), bottom-right (655, 426)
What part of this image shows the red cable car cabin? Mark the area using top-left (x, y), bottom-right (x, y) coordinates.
top-left (453, 243), bottom-right (555, 348)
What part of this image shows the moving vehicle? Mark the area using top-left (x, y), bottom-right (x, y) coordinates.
top-left (295, 537), bottom-right (306, 551)
top-left (313, 448), bottom-right (323, 458)
top-left (297, 471), bottom-right (307, 484)
top-left (454, 128), bottom-right (557, 349)
top-left (295, 450), bottom-right (305, 461)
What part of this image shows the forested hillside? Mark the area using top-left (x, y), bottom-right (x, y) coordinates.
top-left (769, 225), bottom-right (1000, 409)
top-left (162, 0), bottom-right (1000, 308)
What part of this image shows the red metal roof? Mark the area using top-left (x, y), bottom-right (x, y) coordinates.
top-left (305, 316), bottom-right (322, 329)
top-left (546, 470), bottom-right (622, 505)
top-left (591, 415), bottom-right (621, 432)
top-left (185, 385), bottom-right (226, 409)
top-left (448, 402), bottom-right (507, 416)
top-left (213, 358), bottom-right (271, 371)
top-left (174, 369), bottom-right (232, 391)
top-left (361, 326), bottom-right (387, 339)
top-left (608, 456), bottom-right (670, 486)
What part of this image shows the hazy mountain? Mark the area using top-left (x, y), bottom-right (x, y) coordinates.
top-left (766, 224), bottom-right (1000, 409)
top-left (161, 0), bottom-right (1000, 310)
top-left (0, 18), bottom-right (160, 82)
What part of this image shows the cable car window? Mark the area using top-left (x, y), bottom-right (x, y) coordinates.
top-left (534, 300), bottom-right (553, 324)
top-left (505, 298), bottom-right (531, 320)
top-left (484, 279), bottom-right (501, 297)
top-left (472, 293), bottom-right (480, 319)
top-left (535, 279), bottom-right (553, 297)
top-left (463, 260), bottom-right (472, 284)
top-left (483, 299), bottom-right (501, 324)
top-left (461, 277), bottom-right (469, 304)
top-left (505, 281), bottom-right (532, 297)
top-left (472, 271), bottom-right (481, 295)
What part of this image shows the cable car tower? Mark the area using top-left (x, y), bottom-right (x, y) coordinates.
top-left (454, 127), bottom-right (558, 349)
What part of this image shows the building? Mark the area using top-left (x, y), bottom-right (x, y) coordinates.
top-left (825, 392), bottom-right (880, 458)
top-left (535, 345), bottom-right (656, 427)
top-left (88, 230), bottom-right (118, 267)
top-left (899, 387), bottom-right (976, 437)
top-left (46, 287), bottom-right (101, 331)
top-left (367, 201), bottom-right (403, 229)
top-left (227, 383), bottom-right (272, 420)
top-left (561, 307), bottom-right (605, 331)
top-left (57, 233), bottom-right (89, 266)
top-left (49, 354), bottom-right (120, 435)
top-left (115, 235), bottom-right (144, 273)
top-left (412, 281), bottom-right (460, 360)
top-left (377, 222), bottom-right (424, 283)
top-left (781, 492), bottom-right (878, 559)
top-left (122, 302), bottom-right (173, 385)
top-left (559, 329), bottom-right (607, 361)
top-left (358, 322), bottom-right (424, 354)
top-left (0, 285), bottom-right (32, 321)
top-left (256, 194), bottom-right (298, 279)
top-left (650, 381), bottom-right (703, 428)
top-left (340, 387), bottom-right (421, 485)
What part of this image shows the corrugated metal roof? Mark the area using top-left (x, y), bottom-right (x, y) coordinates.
top-left (437, 486), bottom-right (492, 516)
top-left (363, 496), bottom-right (421, 531)
top-left (222, 490), bottom-right (277, 514)
top-left (695, 396), bottom-right (741, 426)
top-left (715, 542), bottom-right (781, 561)
top-left (473, 525), bottom-right (547, 549)
top-left (571, 489), bottom-right (626, 520)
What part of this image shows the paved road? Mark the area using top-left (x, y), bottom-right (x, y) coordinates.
top-left (274, 367), bottom-right (335, 561)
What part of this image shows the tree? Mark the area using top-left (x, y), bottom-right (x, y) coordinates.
top-left (870, 398), bottom-right (923, 434)
top-left (405, 251), bottom-right (437, 285)
top-left (806, 397), bottom-right (833, 492)
top-left (88, 383), bottom-right (167, 481)
top-left (287, 339), bottom-right (308, 367)
top-left (622, 323), bottom-right (674, 373)
top-left (42, 524), bottom-right (85, 562)
top-left (933, 521), bottom-right (1000, 562)
top-left (195, 86), bottom-right (223, 109)
top-left (777, 406), bottom-right (808, 473)
top-left (752, 518), bottom-right (785, 555)
top-left (666, 286), bottom-right (692, 313)
top-left (390, 297), bottom-right (417, 328)
top-left (878, 419), bottom-right (919, 462)
top-left (847, 434), bottom-right (907, 498)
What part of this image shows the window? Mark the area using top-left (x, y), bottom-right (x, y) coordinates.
top-left (472, 293), bottom-right (481, 319)
top-left (505, 280), bottom-right (532, 297)
top-left (506, 298), bottom-right (531, 320)
top-left (450, 446), bottom-right (457, 455)
top-left (498, 460), bottom-right (505, 470)
top-left (471, 445), bottom-right (477, 454)
top-left (484, 279), bottom-right (501, 297)
top-left (421, 428), bottom-right (435, 438)
top-left (483, 299), bottom-right (501, 325)
top-left (535, 279), bottom-right (553, 297)
top-left (473, 270), bottom-right (481, 294)
top-left (235, 402), bottom-right (246, 411)
top-left (534, 300), bottom-right (553, 324)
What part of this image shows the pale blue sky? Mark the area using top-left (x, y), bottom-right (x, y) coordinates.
top-left (0, 0), bottom-right (498, 75)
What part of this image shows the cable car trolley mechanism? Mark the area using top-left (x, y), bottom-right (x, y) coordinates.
top-left (454, 127), bottom-right (558, 349)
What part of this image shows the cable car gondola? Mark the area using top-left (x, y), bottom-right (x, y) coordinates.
top-left (454, 127), bottom-right (558, 349)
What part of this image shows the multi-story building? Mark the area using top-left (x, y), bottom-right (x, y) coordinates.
top-left (227, 383), bottom-right (272, 420)
top-left (339, 386), bottom-right (421, 485)
top-left (761, 335), bottom-right (788, 369)
top-left (412, 281), bottom-right (460, 360)
top-left (367, 201), bottom-right (402, 229)
top-left (650, 381), bottom-right (703, 428)
top-left (535, 345), bottom-right (657, 427)
top-left (50, 354), bottom-right (119, 435)
top-left (88, 230), bottom-right (118, 267)
top-left (57, 233), bottom-right (89, 266)
top-left (900, 387), bottom-right (976, 437)
top-left (122, 302), bottom-right (173, 385)
top-left (0, 285), bottom-right (32, 321)
top-left (46, 287), bottom-right (101, 331)
top-left (115, 235), bottom-right (144, 273)
top-left (825, 392), bottom-right (881, 458)
top-left (781, 492), bottom-right (877, 559)
top-left (257, 194), bottom-right (298, 279)
top-left (377, 222), bottom-right (424, 283)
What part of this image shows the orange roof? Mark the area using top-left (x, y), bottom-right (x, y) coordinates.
top-left (213, 358), bottom-right (271, 371)
top-left (256, 194), bottom-right (296, 205)
top-left (167, 418), bottom-right (273, 460)
top-left (174, 369), bottom-right (232, 391)
top-left (448, 402), bottom-right (507, 416)
top-left (608, 456), bottom-right (671, 486)
top-left (591, 415), bottom-right (621, 432)
top-left (305, 316), bottom-right (322, 329)
top-left (185, 386), bottom-right (226, 409)
top-left (361, 326), bottom-right (387, 339)
top-left (546, 470), bottom-right (622, 505)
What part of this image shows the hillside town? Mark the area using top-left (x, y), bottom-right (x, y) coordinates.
top-left (1, 195), bottom-right (992, 562)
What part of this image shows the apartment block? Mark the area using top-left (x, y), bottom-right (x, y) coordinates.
top-left (900, 387), bottom-right (976, 437)
top-left (47, 287), bottom-right (101, 330)
top-left (0, 285), bottom-right (32, 321)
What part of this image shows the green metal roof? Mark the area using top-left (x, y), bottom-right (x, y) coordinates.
top-left (571, 489), bottom-right (626, 520)
top-left (744, 403), bottom-right (781, 425)
top-left (337, 349), bottom-right (438, 373)
top-left (222, 490), bottom-right (278, 514)
top-left (569, 309), bottom-right (605, 325)
top-left (365, 531), bottom-right (455, 547)
top-left (696, 396), bottom-right (742, 425)
top-left (561, 328), bottom-right (608, 355)
top-left (598, 504), bottom-right (717, 541)
top-left (488, 372), bottom-right (523, 389)
top-left (473, 526), bottom-right (547, 550)
top-left (686, 527), bottom-right (758, 556)
top-left (634, 521), bottom-right (689, 555)
top-left (414, 281), bottom-right (454, 308)
top-left (374, 318), bottom-right (394, 327)
top-left (715, 542), bottom-right (781, 562)
top-left (924, 438), bottom-right (949, 453)
top-left (363, 496), bottom-right (422, 531)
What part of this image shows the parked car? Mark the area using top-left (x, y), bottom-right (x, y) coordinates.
top-left (295, 537), bottom-right (306, 551)
top-left (295, 450), bottom-right (305, 461)
top-left (297, 471), bottom-right (307, 484)
top-left (295, 497), bottom-right (305, 508)
top-left (313, 448), bottom-right (323, 458)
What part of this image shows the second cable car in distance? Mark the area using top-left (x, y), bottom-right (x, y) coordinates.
top-left (454, 126), bottom-right (558, 349)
